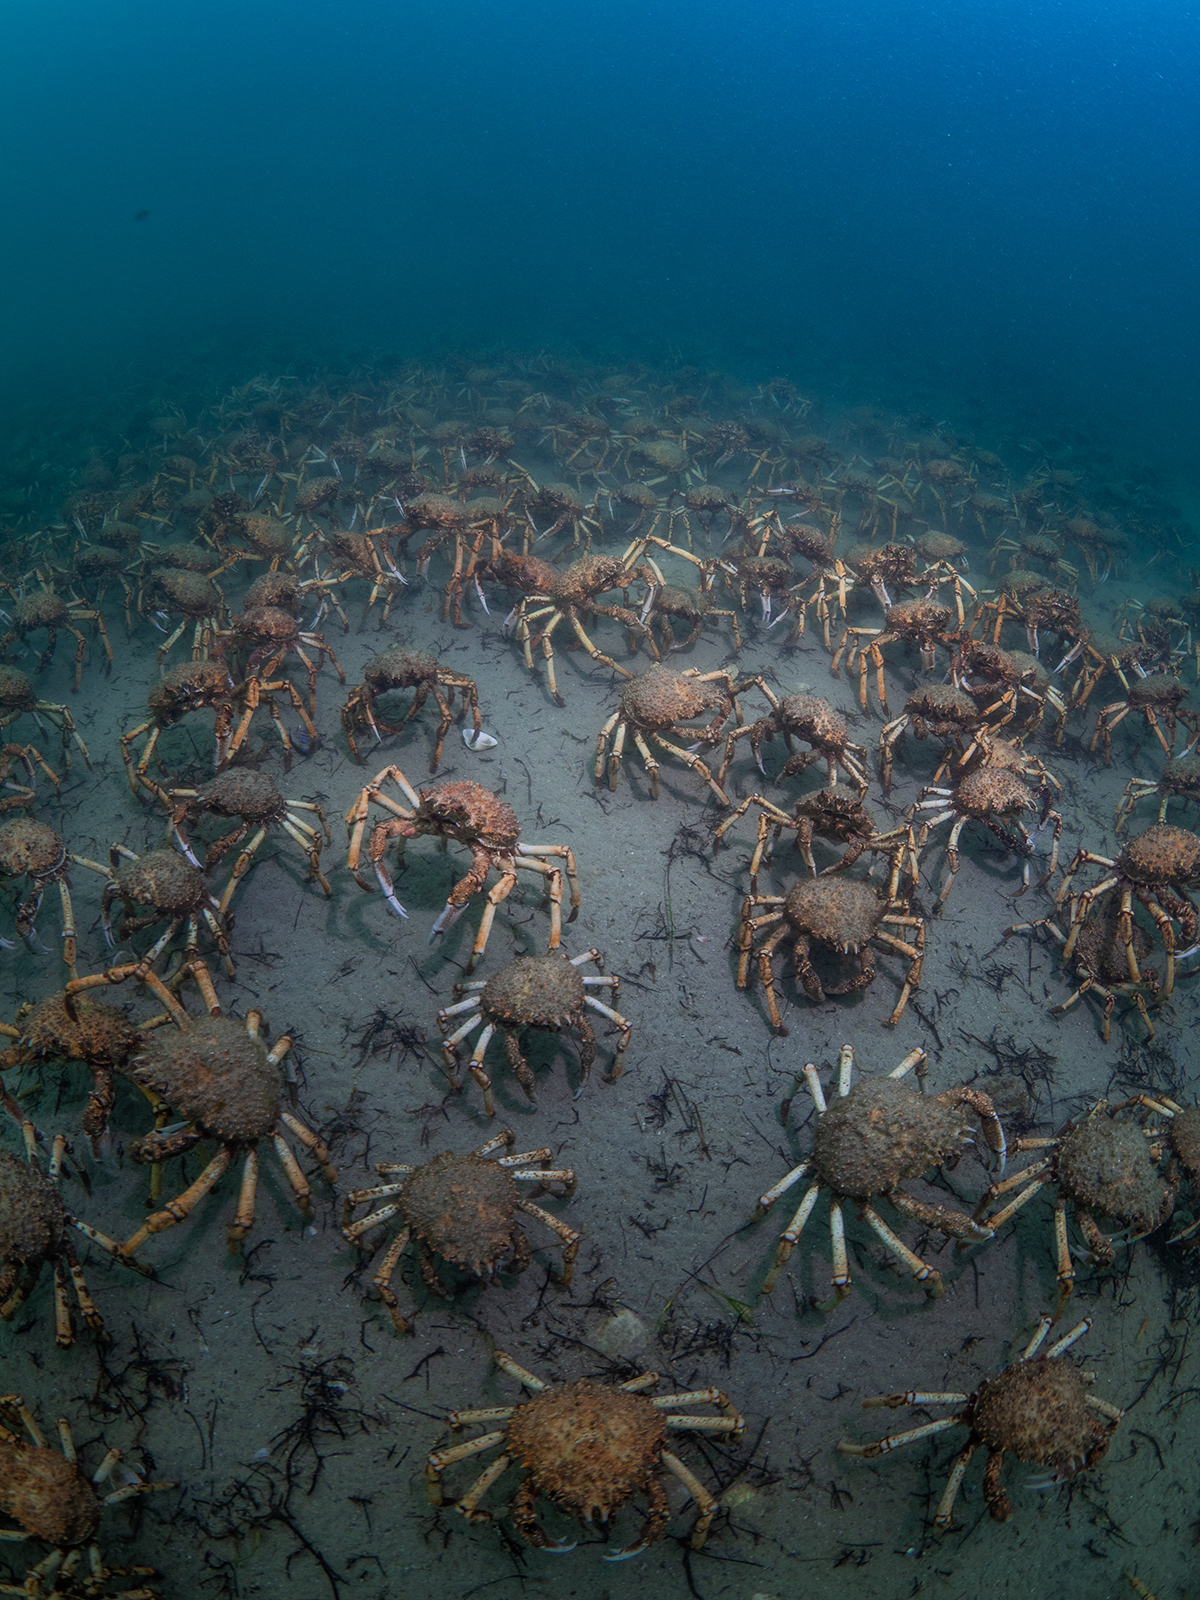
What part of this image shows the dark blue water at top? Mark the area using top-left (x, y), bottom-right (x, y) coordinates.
top-left (1, 0), bottom-right (1198, 460)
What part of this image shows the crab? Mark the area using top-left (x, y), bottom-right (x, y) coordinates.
top-left (1089, 672), bottom-right (1199, 765)
top-left (1114, 737), bottom-right (1200, 831)
top-left (877, 685), bottom-right (986, 791)
top-left (713, 788), bottom-right (920, 899)
top-left (63, 958), bottom-right (335, 1253)
top-left (134, 568), bottom-right (225, 664)
top-left (426, 1349), bottom-right (744, 1558)
top-left (635, 581), bottom-right (742, 657)
top-left (341, 1128), bottom-right (579, 1332)
top-left (0, 1394), bottom-right (171, 1597)
top-left (100, 844), bottom-right (233, 977)
top-left (0, 588), bottom-right (111, 692)
top-left (737, 876), bottom-right (926, 1030)
top-left (159, 769), bottom-right (332, 909)
top-left (345, 770), bottom-right (579, 970)
top-left (976, 1101), bottom-right (1178, 1307)
top-left (1004, 905), bottom-right (1163, 1041)
top-left (0, 979), bottom-right (176, 1149)
top-left (908, 759), bottom-right (1062, 911)
top-left (1055, 823), bottom-right (1200, 998)
top-left (1018, 587), bottom-right (1087, 663)
top-left (987, 529), bottom-right (1078, 587)
top-left (0, 1136), bottom-right (153, 1349)
top-left (520, 481), bottom-right (599, 551)
top-left (300, 526), bottom-right (408, 627)
top-left (950, 641), bottom-right (1066, 737)
top-left (594, 666), bottom-right (745, 803)
top-left (214, 602), bottom-right (345, 719)
top-left (0, 666), bottom-right (90, 770)
top-left (0, 820), bottom-right (109, 976)
top-left (1122, 1094), bottom-right (1200, 1240)
top-left (118, 661), bottom-right (240, 799)
top-left (505, 543), bottom-right (657, 705)
top-left (751, 1044), bottom-right (1002, 1307)
top-left (832, 597), bottom-right (962, 717)
top-left (718, 684), bottom-right (870, 794)
top-left (340, 644), bottom-right (485, 769)
top-left (837, 1315), bottom-right (1123, 1528)
top-left (438, 949), bottom-right (630, 1114)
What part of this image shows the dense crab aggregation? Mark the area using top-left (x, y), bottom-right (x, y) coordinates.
top-left (751, 1045), bottom-right (1003, 1306)
top-left (838, 1317), bottom-right (1122, 1528)
top-left (439, 949), bottom-right (630, 1114)
top-left (341, 1129), bottom-right (578, 1331)
top-left (737, 876), bottom-right (926, 1029)
top-left (427, 1350), bottom-right (744, 1558)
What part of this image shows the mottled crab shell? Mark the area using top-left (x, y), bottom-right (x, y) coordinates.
top-left (954, 768), bottom-right (1035, 818)
top-left (1056, 1117), bottom-right (1172, 1230)
top-left (1116, 824), bottom-right (1200, 886)
top-left (1073, 910), bottom-right (1152, 984)
top-left (364, 646), bottom-right (439, 690)
top-left (1128, 674), bottom-right (1189, 710)
top-left (783, 878), bottom-right (885, 952)
top-left (401, 1151), bottom-right (518, 1274)
top-left (812, 1079), bottom-right (967, 1200)
top-left (506, 1380), bottom-right (666, 1521)
top-left (14, 591), bottom-right (66, 629)
top-left (778, 694), bottom-right (848, 744)
top-left (971, 1358), bottom-right (1112, 1475)
top-left (619, 666), bottom-right (718, 728)
top-left (0, 1441), bottom-right (101, 1545)
top-left (0, 819), bottom-right (64, 877)
top-left (235, 604), bottom-right (298, 644)
top-left (0, 1152), bottom-right (67, 1264)
top-left (481, 954), bottom-right (585, 1029)
top-left (190, 770), bottom-right (284, 821)
top-left (128, 1017), bottom-right (280, 1140)
top-left (907, 684), bottom-right (977, 721)
top-left (0, 666), bottom-right (37, 711)
top-left (153, 569), bottom-right (220, 614)
top-left (114, 849), bottom-right (207, 912)
top-left (147, 660), bottom-right (231, 721)
top-left (21, 993), bottom-right (139, 1068)
top-left (418, 781), bottom-right (520, 850)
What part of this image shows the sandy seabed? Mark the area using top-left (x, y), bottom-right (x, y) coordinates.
top-left (2, 461), bottom-right (1199, 1600)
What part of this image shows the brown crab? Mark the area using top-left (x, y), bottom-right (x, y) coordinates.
top-left (214, 603), bottom-right (344, 718)
top-left (345, 771), bottom-right (579, 970)
top-left (713, 788), bottom-right (920, 898)
top-left (64, 959), bottom-right (335, 1253)
top-left (1115, 740), bottom-right (1200, 832)
top-left (118, 660), bottom-right (240, 799)
top-left (340, 644), bottom-right (485, 769)
top-left (100, 845), bottom-right (233, 977)
top-left (976, 1101), bottom-right (1178, 1308)
top-left (0, 588), bottom-right (112, 692)
top-left (160, 769), bottom-right (332, 909)
top-left (427, 1350), bottom-right (744, 1558)
top-left (0, 820), bottom-right (109, 975)
top-left (636, 580), bottom-right (743, 657)
top-left (135, 568), bottom-right (225, 664)
top-left (1056, 823), bottom-right (1200, 997)
top-left (1005, 904), bottom-right (1163, 1040)
top-left (838, 1316), bottom-right (1122, 1527)
top-left (951, 640), bottom-right (1067, 736)
top-left (751, 1044), bottom-right (1003, 1306)
top-left (719, 683), bottom-right (870, 793)
top-left (594, 665), bottom-right (744, 803)
top-left (1089, 672), bottom-right (1198, 765)
top-left (0, 666), bottom-right (90, 771)
top-left (737, 876), bottom-right (925, 1030)
top-left (0, 1394), bottom-right (171, 1597)
top-left (877, 684), bottom-right (986, 791)
top-left (341, 1129), bottom-right (579, 1332)
top-left (438, 949), bottom-right (630, 1114)
top-left (909, 757), bottom-right (1062, 911)
top-left (1, 1138), bottom-right (152, 1348)
top-left (832, 597), bottom-right (962, 717)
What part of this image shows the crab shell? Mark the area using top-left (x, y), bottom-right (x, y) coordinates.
top-left (186, 770), bottom-right (284, 823)
top-left (147, 660), bottom-right (232, 723)
top-left (1056, 1117), bottom-right (1173, 1232)
top-left (479, 953), bottom-right (585, 1028)
top-left (0, 1152), bottom-right (67, 1269)
top-left (127, 1017), bottom-right (281, 1142)
top-left (954, 768), bottom-right (1036, 820)
top-left (0, 819), bottom-right (65, 878)
top-left (812, 1079), bottom-right (968, 1201)
top-left (782, 877), bottom-right (885, 952)
top-left (1116, 824), bottom-right (1200, 886)
top-left (416, 781), bottom-right (520, 852)
top-left (400, 1151), bottom-right (520, 1276)
top-left (21, 992), bottom-right (140, 1069)
top-left (0, 1441), bottom-right (101, 1546)
top-left (1169, 1107), bottom-right (1200, 1179)
top-left (971, 1357), bottom-right (1113, 1477)
top-left (113, 850), bottom-right (208, 913)
top-left (507, 1380), bottom-right (666, 1524)
top-left (618, 666), bottom-right (723, 730)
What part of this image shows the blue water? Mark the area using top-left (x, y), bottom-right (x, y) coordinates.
top-left (3, 0), bottom-right (1198, 461)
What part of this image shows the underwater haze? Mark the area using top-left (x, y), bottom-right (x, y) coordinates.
top-left (2, 0), bottom-right (1199, 457)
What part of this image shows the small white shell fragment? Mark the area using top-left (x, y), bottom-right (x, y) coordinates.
top-left (591, 1307), bottom-right (649, 1358)
top-left (463, 728), bottom-right (498, 750)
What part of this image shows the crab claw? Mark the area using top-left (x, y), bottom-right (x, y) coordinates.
top-left (604, 1540), bottom-right (651, 1562)
top-left (431, 901), bottom-right (468, 940)
top-left (540, 1538), bottom-right (578, 1554)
